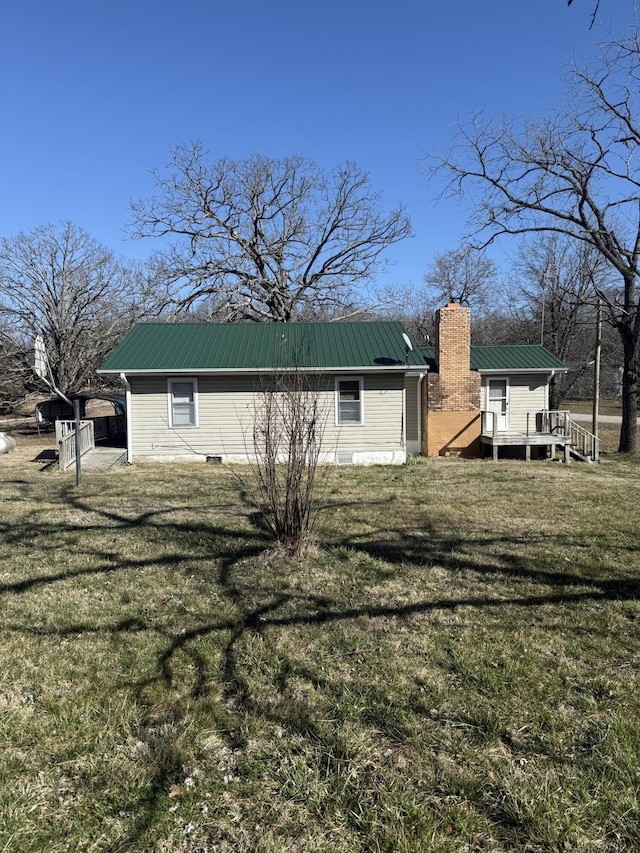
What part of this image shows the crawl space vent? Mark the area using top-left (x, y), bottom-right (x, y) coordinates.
top-left (336, 452), bottom-right (354, 466)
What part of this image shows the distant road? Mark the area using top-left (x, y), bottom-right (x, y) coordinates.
top-left (571, 413), bottom-right (640, 425)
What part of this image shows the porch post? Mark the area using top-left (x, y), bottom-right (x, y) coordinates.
top-left (73, 398), bottom-right (82, 487)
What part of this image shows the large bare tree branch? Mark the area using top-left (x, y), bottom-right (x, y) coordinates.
top-left (130, 145), bottom-right (411, 322)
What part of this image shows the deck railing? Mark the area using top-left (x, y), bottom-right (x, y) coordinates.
top-left (55, 419), bottom-right (95, 470)
top-left (567, 417), bottom-right (600, 462)
top-left (539, 410), bottom-right (599, 461)
top-left (481, 409), bottom-right (571, 438)
top-left (538, 410), bottom-right (570, 436)
top-left (481, 409), bottom-right (599, 462)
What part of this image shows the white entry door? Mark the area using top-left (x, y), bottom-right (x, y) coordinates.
top-left (488, 379), bottom-right (509, 432)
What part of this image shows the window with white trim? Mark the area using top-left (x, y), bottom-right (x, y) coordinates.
top-left (336, 377), bottom-right (363, 425)
top-left (168, 379), bottom-right (198, 427)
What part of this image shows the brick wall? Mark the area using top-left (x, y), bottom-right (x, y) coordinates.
top-left (424, 303), bottom-right (481, 456)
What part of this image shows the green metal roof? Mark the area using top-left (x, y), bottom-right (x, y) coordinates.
top-left (418, 344), bottom-right (566, 372)
top-left (99, 321), bottom-right (425, 373)
top-left (471, 345), bottom-right (566, 371)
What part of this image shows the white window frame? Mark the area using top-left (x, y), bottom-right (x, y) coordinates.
top-left (167, 378), bottom-right (199, 428)
top-left (335, 376), bottom-right (364, 426)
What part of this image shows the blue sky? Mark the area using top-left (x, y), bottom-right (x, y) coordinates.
top-left (0, 0), bottom-right (631, 291)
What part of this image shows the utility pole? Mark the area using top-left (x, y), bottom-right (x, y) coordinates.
top-left (592, 299), bottom-right (601, 439)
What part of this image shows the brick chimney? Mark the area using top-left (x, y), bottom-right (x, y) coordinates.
top-left (431, 303), bottom-right (480, 411)
top-left (424, 303), bottom-right (481, 455)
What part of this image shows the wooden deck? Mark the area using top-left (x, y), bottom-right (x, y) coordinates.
top-left (56, 418), bottom-right (127, 471)
top-left (479, 431), bottom-right (572, 462)
top-left (480, 410), bottom-right (599, 463)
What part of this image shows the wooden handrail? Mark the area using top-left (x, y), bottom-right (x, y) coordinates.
top-left (538, 410), bottom-right (571, 436)
top-left (567, 418), bottom-right (600, 463)
top-left (55, 419), bottom-right (95, 470)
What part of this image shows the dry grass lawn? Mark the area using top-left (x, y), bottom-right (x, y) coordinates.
top-left (1, 429), bottom-right (639, 851)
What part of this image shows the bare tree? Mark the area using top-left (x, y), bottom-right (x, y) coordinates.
top-left (424, 244), bottom-right (499, 311)
top-left (130, 144), bottom-right (411, 323)
top-left (0, 222), bottom-right (161, 396)
top-left (0, 326), bottom-right (29, 413)
top-left (378, 282), bottom-right (437, 346)
top-left (420, 244), bottom-right (505, 345)
top-left (511, 235), bottom-right (610, 407)
top-left (567, 0), bottom-right (603, 30)
top-left (433, 22), bottom-right (640, 452)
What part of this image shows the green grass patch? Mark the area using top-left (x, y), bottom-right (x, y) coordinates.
top-left (565, 399), bottom-right (622, 417)
top-left (1, 435), bottom-right (640, 850)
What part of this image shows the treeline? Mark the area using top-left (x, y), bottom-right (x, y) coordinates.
top-left (0, 219), bottom-right (617, 418)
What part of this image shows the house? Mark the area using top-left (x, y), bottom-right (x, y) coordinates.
top-left (98, 320), bottom-right (427, 465)
top-left (98, 303), bottom-right (592, 464)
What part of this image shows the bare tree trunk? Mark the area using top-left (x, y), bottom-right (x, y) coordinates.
top-left (619, 326), bottom-right (638, 453)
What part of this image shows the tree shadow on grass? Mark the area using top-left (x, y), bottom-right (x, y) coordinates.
top-left (135, 540), bottom-right (639, 845)
top-left (2, 483), bottom-right (639, 850)
top-left (137, 534), bottom-right (639, 849)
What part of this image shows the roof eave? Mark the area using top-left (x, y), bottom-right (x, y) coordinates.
top-left (98, 365), bottom-right (414, 376)
top-left (476, 367), bottom-right (567, 374)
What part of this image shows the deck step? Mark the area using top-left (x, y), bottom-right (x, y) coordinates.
top-left (570, 446), bottom-right (595, 463)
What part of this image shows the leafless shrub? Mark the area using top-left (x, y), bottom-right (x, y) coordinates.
top-left (245, 370), bottom-right (330, 559)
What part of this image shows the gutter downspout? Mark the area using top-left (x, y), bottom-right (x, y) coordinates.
top-left (402, 380), bottom-right (406, 451)
top-left (417, 370), bottom-right (427, 455)
top-left (120, 372), bottom-right (133, 464)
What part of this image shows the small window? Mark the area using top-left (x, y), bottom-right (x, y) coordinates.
top-left (169, 379), bottom-right (198, 428)
top-left (488, 379), bottom-right (507, 401)
top-left (336, 377), bottom-right (363, 425)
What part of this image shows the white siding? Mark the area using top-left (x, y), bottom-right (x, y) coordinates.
top-left (326, 373), bottom-right (406, 461)
top-left (129, 373), bottom-right (407, 463)
top-left (481, 375), bottom-right (548, 432)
